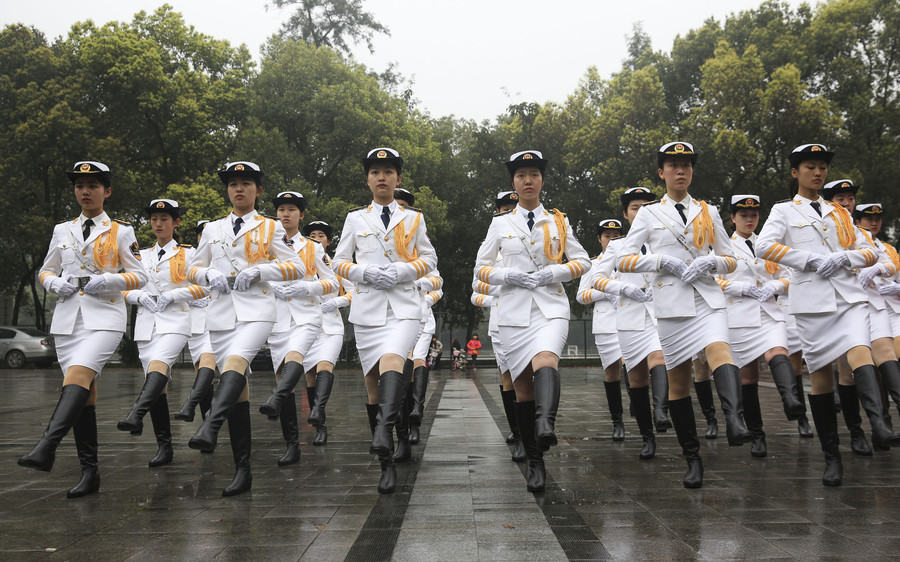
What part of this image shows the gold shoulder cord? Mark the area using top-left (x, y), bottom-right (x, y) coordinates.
top-left (395, 212), bottom-right (422, 262)
top-left (298, 238), bottom-right (317, 276)
top-left (542, 210), bottom-right (567, 263)
top-left (827, 202), bottom-right (855, 248)
top-left (884, 242), bottom-right (900, 271)
top-left (245, 218), bottom-right (276, 263)
top-left (170, 246), bottom-right (187, 284)
top-left (93, 222), bottom-right (120, 269)
top-left (692, 201), bottom-right (715, 249)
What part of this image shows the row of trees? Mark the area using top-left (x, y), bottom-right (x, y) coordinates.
top-left (2, 0), bottom-right (898, 333)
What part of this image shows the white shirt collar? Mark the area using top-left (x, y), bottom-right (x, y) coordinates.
top-left (154, 239), bottom-right (178, 255)
top-left (515, 203), bottom-right (545, 217)
top-left (371, 200), bottom-right (398, 215)
top-left (230, 209), bottom-right (258, 226)
top-left (795, 194), bottom-right (825, 206)
top-left (663, 193), bottom-right (693, 207)
top-left (79, 212), bottom-right (109, 227)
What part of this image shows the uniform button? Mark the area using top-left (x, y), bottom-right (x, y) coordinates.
top-left (156, 269), bottom-right (160, 272)
top-left (81, 250), bottom-right (86, 255)
top-left (262, 290), bottom-right (268, 294)
top-left (231, 271), bottom-right (236, 275)
top-left (80, 265), bottom-right (85, 270)
top-left (384, 236), bottom-right (389, 241)
top-left (823, 227), bottom-right (828, 231)
top-left (384, 252), bottom-right (389, 257)
top-left (232, 242), bottom-right (237, 247)
top-left (79, 291), bottom-right (85, 296)
top-left (109, 298), bottom-right (115, 302)
top-left (531, 241), bottom-right (535, 245)
top-left (684, 230), bottom-right (688, 234)
top-left (657, 282), bottom-right (662, 287)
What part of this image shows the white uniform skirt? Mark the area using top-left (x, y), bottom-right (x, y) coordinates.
top-left (412, 329), bottom-right (432, 361)
top-left (137, 331), bottom-right (189, 374)
top-left (658, 291), bottom-right (729, 369)
top-left (210, 321), bottom-right (274, 372)
top-left (303, 333), bottom-right (344, 371)
top-left (55, 312), bottom-right (122, 376)
top-left (728, 314), bottom-right (787, 369)
top-left (796, 299), bottom-right (870, 373)
top-left (498, 303), bottom-right (568, 381)
top-left (187, 331), bottom-right (213, 362)
top-left (868, 305), bottom-right (892, 342)
top-left (618, 320), bottom-right (662, 373)
top-left (353, 308), bottom-right (421, 375)
top-left (268, 321), bottom-right (320, 371)
top-left (594, 333), bottom-right (622, 371)
top-left (891, 313), bottom-right (900, 339)
top-left (784, 313), bottom-right (803, 355)
top-left (491, 334), bottom-right (510, 374)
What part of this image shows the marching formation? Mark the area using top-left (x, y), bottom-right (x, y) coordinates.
top-left (17, 140), bottom-right (900, 501)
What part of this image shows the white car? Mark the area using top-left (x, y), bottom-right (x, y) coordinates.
top-left (0, 326), bottom-right (55, 368)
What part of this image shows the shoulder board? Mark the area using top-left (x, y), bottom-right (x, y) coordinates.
top-left (213, 214), bottom-right (229, 221)
top-left (257, 214), bottom-right (277, 221)
top-left (140, 246), bottom-right (153, 251)
top-left (775, 199), bottom-right (792, 204)
top-left (549, 209), bottom-right (565, 216)
top-left (610, 234), bottom-right (625, 240)
top-left (113, 219), bottom-right (131, 225)
top-left (404, 205), bottom-right (423, 213)
top-left (178, 243), bottom-right (193, 248)
top-left (69, 217), bottom-right (79, 224)
top-left (642, 200), bottom-right (660, 206)
top-left (593, 254), bottom-right (602, 260)
top-left (349, 205), bottom-right (367, 213)
top-left (494, 210), bottom-right (512, 217)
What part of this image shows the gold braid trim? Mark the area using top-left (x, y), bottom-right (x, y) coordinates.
top-left (395, 212), bottom-right (421, 262)
top-left (245, 219), bottom-right (276, 264)
top-left (542, 210), bottom-right (567, 263)
top-left (93, 222), bottom-right (120, 269)
top-left (169, 246), bottom-right (187, 284)
top-left (827, 202), bottom-right (855, 248)
top-left (764, 261), bottom-right (779, 275)
top-left (298, 239), bottom-right (317, 277)
top-left (884, 242), bottom-right (900, 272)
top-left (692, 201), bottom-right (715, 249)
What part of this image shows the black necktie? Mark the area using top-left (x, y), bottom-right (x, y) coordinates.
top-left (641, 244), bottom-right (647, 255)
top-left (810, 202), bottom-right (821, 217)
top-left (527, 211), bottom-right (535, 231)
top-left (233, 217), bottom-right (243, 235)
top-left (82, 219), bottom-right (94, 241)
top-left (675, 203), bottom-right (687, 225)
top-left (158, 248), bottom-right (165, 260)
top-left (381, 206), bottom-right (391, 228)
top-left (745, 239), bottom-right (755, 257)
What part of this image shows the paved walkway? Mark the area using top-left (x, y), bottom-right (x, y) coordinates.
top-left (2, 366), bottom-right (899, 560)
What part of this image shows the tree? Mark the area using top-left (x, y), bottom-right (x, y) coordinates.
top-left (271, 0), bottom-right (389, 55)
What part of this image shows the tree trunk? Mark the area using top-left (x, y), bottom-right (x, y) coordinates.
top-left (30, 270), bottom-right (46, 331)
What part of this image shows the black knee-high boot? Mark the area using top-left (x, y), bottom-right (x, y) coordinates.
top-left (649, 365), bottom-right (671, 432)
top-left (367, 403), bottom-right (395, 494)
top-left (501, 388), bottom-right (526, 462)
top-left (629, 386), bottom-right (655, 460)
top-left (308, 371), bottom-right (334, 426)
top-left (175, 367), bottom-right (216, 422)
top-left (668, 396), bottom-right (703, 488)
top-left (370, 371), bottom-right (405, 457)
top-left (67, 405), bottom-right (100, 498)
top-left (808, 394), bottom-right (842, 486)
top-left (742, 383), bottom-right (767, 458)
top-left (393, 382), bottom-right (412, 462)
top-left (148, 394), bottom-right (173, 467)
top-left (768, 355), bottom-right (805, 420)
top-left (711, 364), bottom-right (753, 445)
top-left (409, 365), bottom-right (429, 425)
top-left (533, 367), bottom-right (561, 450)
top-left (188, 371), bottom-right (246, 452)
top-left (259, 361), bottom-right (303, 418)
top-left (515, 400), bottom-right (545, 493)
top-left (838, 384), bottom-right (873, 455)
top-left (19, 385), bottom-right (91, 472)
top-left (878, 360), bottom-right (900, 422)
top-left (278, 393), bottom-right (300, 465)
top-left (794, 375), bottom-right (814, 438)
top-left (833, 369), bottom-right (842, 412)
top-left (604, 380), bottom-right (625, 441)
top-left (117, 371), bottom-right (169, 434)
top-left (222, 402), bottom-right (252, 496)
top-left (307, 385), bottom-right (327, 446)
top-left (693, 380), bottom-right (718, 439)
top-left (853, 365), bottom-right (895, 449)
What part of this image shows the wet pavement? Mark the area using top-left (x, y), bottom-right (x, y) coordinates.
top-left (2, 365), bottom-right (899, 560)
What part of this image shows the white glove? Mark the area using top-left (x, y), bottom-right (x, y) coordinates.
top-left (681, 256), bottom-right (717, 284)
top-left (207, 269), bottom-right (230, 294)
top-left (363, 265), bottom-right (381, 285)
top-left (621, 284), bottom-right (652, 302)
top-left (858, 265), bottom-right (882, 288)
top-left (816, 252), bottom-right (850, 278)
top-left (373, 264), bottom-right (399, 290)
top-left (531, 269), bottom-right (554, 287)
top-left (189, 296), bottom-right (210, 308)
top-left (155, 291), bottom-right (176, 311)
top-left (82, 274), bottom-right (107, 294)
top-left (763, 280), bottom-right (784, 295)
top-left (506, 270), bottom-right (537, 289)
top-left (321, 299), bottom-right (340, 314)
top-left (233, 267), bottom-right (260, 291)
top-left (49, 276), bottom-right (77, 297)
top-left (275, 283), bottom-right (311, 299)
top-left (878, 283), bottom-right (900, 296)
top-left (138, 293), bottom-right (158, 312)
top-left (658, 255), bottom-right (688, 278)
top-left (741, 285), bottom-right (767, 301)
top-left (804, 254), bottom-right (825, 272)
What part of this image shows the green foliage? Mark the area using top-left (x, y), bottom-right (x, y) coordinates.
top-left (271, 0), bottom-right (389, 55)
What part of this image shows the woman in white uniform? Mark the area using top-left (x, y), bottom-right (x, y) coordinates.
top-left (718, 195), bottom-right (807, 458)
top-left (757, 144), bottom-right (893, 486)
top-left (186, 161), bottom-right (305, 496)
top-left (262, 191), bottom-right (335, 466)
top-left (331, 148), bottom-right (438, 494)
top-left (118, 199), bottom-right (209, 468)
top-left (616, 141), bottom-right (751, 489)
top-left (175, 220), bottom-right (217, 425)
top-left (20, 161), bottom-right (147, 498)
top-left (474, 150), bottom-right (591, 493)
top-left (577, 220), bottom-right (626, 441)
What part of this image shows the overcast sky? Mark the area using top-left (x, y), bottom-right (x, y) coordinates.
top-left (4, 0), bottom-right (810, 122)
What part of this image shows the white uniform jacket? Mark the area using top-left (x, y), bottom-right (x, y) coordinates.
top-left (616, 195), bottom-right (737, 319)
top-left (756, 195), bottom-right (876, 315)
top-left (877, 239), bottom-right (900, 314)
top-left (40, 212), bottom-right (148, 335)
top-left (188, 210), bottom-right (305, 331)
top-left (593, 238), bottom-right (657, 331)
top-left (474, 204), bottom-right (591, 328)
top-left (127, 242), bottom-right (206, 340)
top-left (272, 233), bottom-right (338, 333)
top-left (472, 255), bottom-right (503, 336)
top-left (418, 270), bottom-right (444, 334)
top-left (718, 233), bottom-right (788, 328)
top-left (855, 229), bottom-right (898, 313)
top-left (320, 255), bottom-right (353, 336)
top-left (332, 201), bottom-right (438, 327)
top-left (576, 255), bottom-right (618, 335)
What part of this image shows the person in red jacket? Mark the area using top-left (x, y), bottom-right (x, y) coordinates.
top-left (466, 334), bottom-right (483, 364)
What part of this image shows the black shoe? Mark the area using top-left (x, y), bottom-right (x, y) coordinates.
top-left (516, 400), bottom-right (545, 492)
top-left (148, 394), bottom-right (173, 468)
top-left (694, 379), bottom-right (718, 439)
top-left (67, 405), bottom-right (100, 498)
top-left (222, 402), bottom-right (252, 497)
top-left (313, 424), bottom-right (328, 446)
top-left (370, 371), bottom-right (405, 457)
top-left (409, 366), bottom-right (429, 425)
top-left (712, 364), bottom-right (753, 445)
top-left (852, 366), bottom-right (893, 450)
top-left (533, 367), bottom-right (560, 451)
top-left (259, 361), bottom-right (303, 419)
top-left (393, 382), bottom-right (412, 463)
top-left (838, 384), bottom-right (873, 456)
top-left (117, 371), bottom-right (168, 434)
top-left (809, 393), bottom-right (842, 486)
top-left (174, 367), bottom-right (216, 422)
top-left (308, 371), bottom-right (334, 426)
top-left (19, 385), bottom-right (91, 472)
top-left (511, 438), bottom-right (527, 463)
top-left (278, 393), bottom-right (300, 466)
top-left (378, 456), bottom-right (396, 494)
top-left (769, 355), bottom-right (805, 420)
top-left (500, 387), bottom-right (520, 445)
top-left (604, 380), bottom-right (625, 442)
top-left (189, 371), bottom-right (246, 452)
top-left (630, 386), bottom-right (656, 460)
top-left (669, 396), bottom-right (703, 489)
top-left (742, 383), bottom-right (767, 458)
top-left (797, 415), bottom-right (814, 438)
top-left (650, 365), bottom-right (672, 432)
